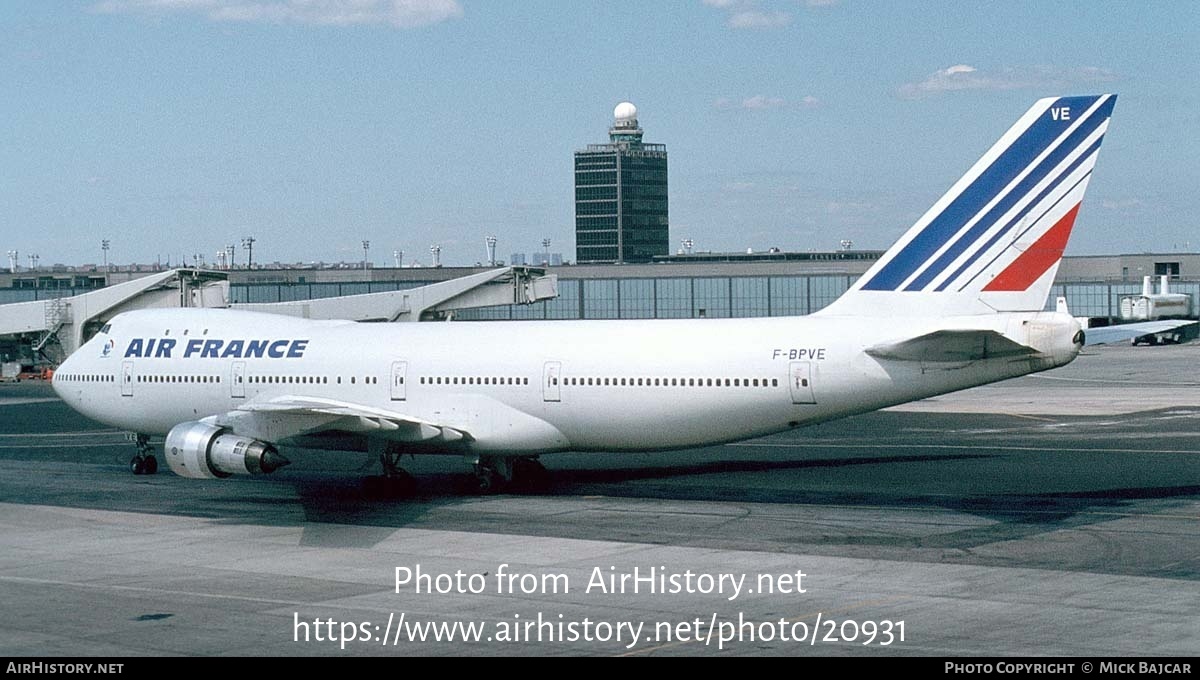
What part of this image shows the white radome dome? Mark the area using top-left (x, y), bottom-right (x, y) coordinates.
top-left (614, 102), bottom-right (638, 122)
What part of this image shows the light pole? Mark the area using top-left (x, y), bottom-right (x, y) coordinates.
top-left (101, 239), bottom-right (110, 272)
top-left (541, 238), bottom-right (551, 265)
top-left (430, 244), bottom-right (441, 268)
top-left (242, 237), bottom-right (256, 269)
top-left (362, 240), bottom-right (370, 271)
top-left (485, 236), bottom-right (497, 267)
top-left (28, 253), bottom-right (39, 271)
top-left (6, 250), bottom-right (17, 273)
top-left (393, 250), bottom-right (403, 268)
top-left (226, 244), bottom-right (236, 269)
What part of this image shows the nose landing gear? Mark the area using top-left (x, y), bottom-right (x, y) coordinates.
top-left (128, 433), bottom-right (157, 475)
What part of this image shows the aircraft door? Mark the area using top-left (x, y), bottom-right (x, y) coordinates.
top-left (390, 361), bottom-right (408, 401)
top-left (230, 361), bottom-right (246, 398)
top-left (121, 361), bottom-right (134, 397)
top-left (788, 361), bottom-right (815, 404)
top-left (543, 361), bottom-right (561, 402)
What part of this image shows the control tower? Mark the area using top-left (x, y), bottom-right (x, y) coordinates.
top-left (574, 102), bottom-right (669, 264)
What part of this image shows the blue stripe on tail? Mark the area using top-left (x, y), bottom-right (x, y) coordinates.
top-left (907, 97), bottom-right (1115, 291)
top-left (861, 95), bottom-right (1103, 292)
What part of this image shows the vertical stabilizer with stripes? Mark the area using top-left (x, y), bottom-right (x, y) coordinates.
top-left (819, 95), bottom-right (1116, 317)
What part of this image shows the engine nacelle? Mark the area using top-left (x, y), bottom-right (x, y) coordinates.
top-left (163, 422), bottom-right (289, 479)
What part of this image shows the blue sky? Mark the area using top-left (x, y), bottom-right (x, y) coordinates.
top-left (2, 1), bottom-right (1197, 267)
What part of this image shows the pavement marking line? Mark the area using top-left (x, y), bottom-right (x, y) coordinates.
top-left (0, 399), bottom-right (63, 406)
top-left (616, 596), bottom-right (910, 657)
top-left (0, 431), bottom-right (124, 439)
top-left (0, 574), bottom-right (376, 612)
top-left (1003, 413), bottom-right (1058, 422)
top-left (1029, 374), bottom-right (1200, 386)
top-left (0, 444), bottom-right (131, 450)
top-left (731, 442), bottom-right (1200, 455)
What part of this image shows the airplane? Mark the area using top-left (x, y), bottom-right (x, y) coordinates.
top-left (53, 94), bottom-right (1117, 494)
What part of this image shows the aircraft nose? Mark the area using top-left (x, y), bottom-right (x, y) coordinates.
top-left (51, 357), bottom-right (70, 399)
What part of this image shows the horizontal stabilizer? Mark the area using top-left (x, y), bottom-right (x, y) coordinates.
top-left (1084, 320), bottom-right (1197, 345)
top-left (866, 329), bottom-right (1037, 362)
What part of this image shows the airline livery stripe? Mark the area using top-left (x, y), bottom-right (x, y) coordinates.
top-left (943, 141), bottom-right (1102, 292)
top-left (957, 167), bottom-right (1093, 293)
top-left (904, 97), bottom-right (1114, 292)
top-left (861, 95), bottom-right (1102, 292)
top-left (981, 203), bottom-right (1081, 291)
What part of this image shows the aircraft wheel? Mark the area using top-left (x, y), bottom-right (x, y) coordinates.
top-left (129, 456), bottom-right (145, 475)
top-left (474, 466), bottom-right (499, 494)
top-left (142, 455), bottom-right (158, 475)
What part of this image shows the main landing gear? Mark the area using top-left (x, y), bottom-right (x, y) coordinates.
top-left (129, 433), bottom-right (157, 475)
top-left (363, 443), bottom-right (416, 498)
top-left (471, 455), bottom-right (549, 494)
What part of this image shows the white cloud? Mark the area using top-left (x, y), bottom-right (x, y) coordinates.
top-left (714, 94), bottom-right (819, 111)
top-left (702, 0), bottom-right (795, 30)
top-left (727, 9), bottom-right (792, 29)
top-left (92, 0), bottom-right (464, 28)
top-left (898, 64), bottom-right (1118, 99)
top-left (1100, 198), bottom-right (1143, 211)
top-left (741, 95), bottom-right (786, 110)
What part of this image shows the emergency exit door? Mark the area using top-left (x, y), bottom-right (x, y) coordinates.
top-left (543, 361), bottom-right (561, 402)
top-left (121, 361), bottom-right (134, 397)
top-left (390, 361), bottom-right (408, 401)
top-left (231, 361), bottom-right (246, 399)
top-left (788, 361), bottom-right (815, 404)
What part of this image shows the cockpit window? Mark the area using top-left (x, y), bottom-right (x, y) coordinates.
top-left (99, 323), bottom-right (112, 334)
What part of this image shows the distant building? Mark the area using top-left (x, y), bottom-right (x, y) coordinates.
top-left (575, 102), bottom-right (669, 264)
top-left (532, 252), bottom-right (563, 266)
top-left (510, 252), bottom-right (563, 266)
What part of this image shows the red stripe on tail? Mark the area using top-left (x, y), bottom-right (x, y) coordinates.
top-left (982, 203), bottom-right (1081, 292)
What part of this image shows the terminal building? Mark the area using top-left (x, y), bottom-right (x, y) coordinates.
top-left (5, 250), bottom-right (1200, 325)
top-left (574, 102), bottom-right (669, 264)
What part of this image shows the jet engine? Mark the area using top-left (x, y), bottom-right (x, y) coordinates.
top-left (163, 422), bottom-right (290, 479)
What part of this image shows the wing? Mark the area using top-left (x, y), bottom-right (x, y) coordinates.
top-left (199, 395), bottom-right (471, 445)
top-left (1083, 320), bottom-right (1197, 346)
top-left (865, 329), bottom-right (1037, 362)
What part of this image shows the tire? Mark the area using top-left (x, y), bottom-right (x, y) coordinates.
top-left (142, 455), bottom-right (158, 475)
top-left (130, 456), bottom-right (145, 475)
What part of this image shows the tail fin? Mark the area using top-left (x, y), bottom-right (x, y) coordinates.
top-left (820, 95), bottom-right (1116, 317)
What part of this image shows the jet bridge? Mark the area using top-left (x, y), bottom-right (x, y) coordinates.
top-left (233, 266), bottom-right (558, 322)
top-left (0, 269), bottom-right (228, 364)
top-left (0, 266), bottom-right (557, 365)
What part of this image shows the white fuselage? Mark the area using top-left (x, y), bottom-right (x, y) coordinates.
top-left (53, 308), bottom-right (1080, 456)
